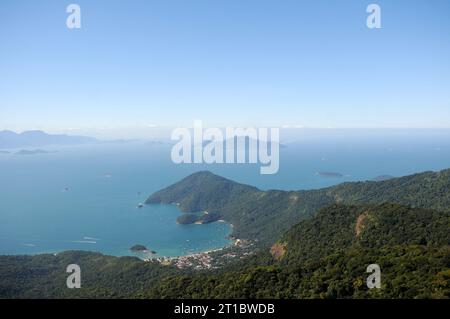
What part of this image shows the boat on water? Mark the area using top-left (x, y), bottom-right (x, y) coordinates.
top-left (137, 203), bottom-right (144, 208)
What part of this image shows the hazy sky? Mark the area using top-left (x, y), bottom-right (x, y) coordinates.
top-left (1, 0), bottom-right (449, 138)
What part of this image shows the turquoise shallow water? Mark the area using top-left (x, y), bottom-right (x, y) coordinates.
top-left (0, 144), bottom-right (233, 257)
top-left (0, 131), bottom-right (449, 257)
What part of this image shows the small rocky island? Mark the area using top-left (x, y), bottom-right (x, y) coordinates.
top-left (14, 149), bottom-right (55, 155)
top-left (317, 171), bottom-right (343, 177)
top-left (130, 244), bottom-right (148, 252)
top-left (176, 212), bottom-right (221, 225)
top-left (177, 214), bottom-right (200, 224)
top-left (130, 244), bottom-right (157, 254)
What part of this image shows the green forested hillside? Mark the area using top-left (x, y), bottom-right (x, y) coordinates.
top-left (327, 169), bottom-right (450, 211)
top-left (145, 203), bottom-right (450, 299)
top-left (0, 251), bottom-right (180, 298)
top-left (146, 246), bottom-right (450, 299)
top-left (145, 170), bottom-right (261, 212)
top-left (280, 203), bottom-right (450, 264)
top-left (146, 169), bottom-right (450, 244)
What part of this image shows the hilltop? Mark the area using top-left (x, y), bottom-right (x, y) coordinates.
top-left (146, 169), bottom-right (450, 244)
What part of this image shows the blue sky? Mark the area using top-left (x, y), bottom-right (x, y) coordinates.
top-left (0, 0), bottom-right (449, 137)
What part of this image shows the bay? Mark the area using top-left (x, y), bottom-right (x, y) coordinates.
top-left (0, 130), bottom-right (449, 257)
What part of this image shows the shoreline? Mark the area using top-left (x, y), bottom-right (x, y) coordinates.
top-left (2, 206), bottom-right (236, 261)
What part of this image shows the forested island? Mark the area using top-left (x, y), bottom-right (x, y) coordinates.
top-left (176, 212), bottom-right (222, 224)
top-left (130, 244), bottom-right (148, 252)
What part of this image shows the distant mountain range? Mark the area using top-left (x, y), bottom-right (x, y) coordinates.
top-left (0, 130), bottom-right (97, 149)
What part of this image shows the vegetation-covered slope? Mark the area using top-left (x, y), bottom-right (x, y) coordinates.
top-left (146, 169), bottom-right (450, 244)
top-left (145, 170), bottom-right (261, 211)
top-left (280, 203), bottom-right (450, 264)
top-left (0, 251), bottom-right (180, 299)
top-left (146, 203), bottom-right (450, 299)
top-left (326, 169), bottom-right (450, 212)
top-left (147, 246), bottom-right (450, 299)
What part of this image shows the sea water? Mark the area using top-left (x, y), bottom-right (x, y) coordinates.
top-left (0, 130), bottom-right (449, 257)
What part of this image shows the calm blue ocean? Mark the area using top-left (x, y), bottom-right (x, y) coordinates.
top-left (0, 130), bottom-right (449, 257)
